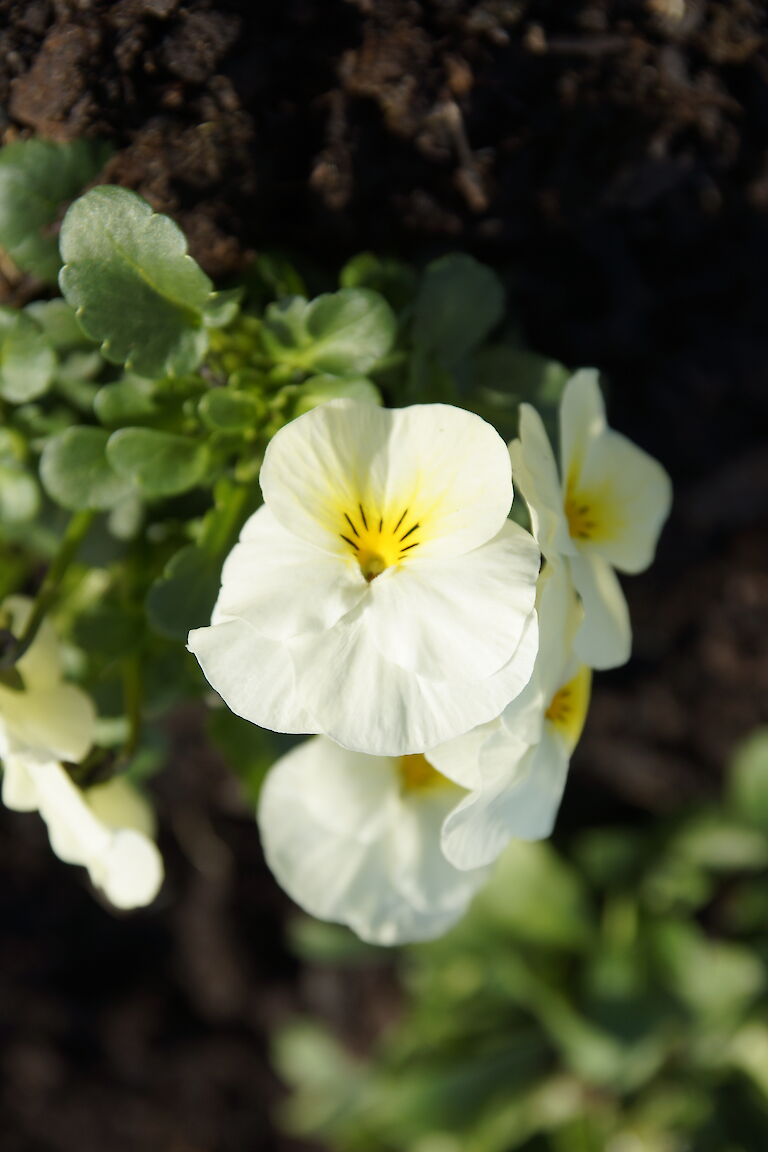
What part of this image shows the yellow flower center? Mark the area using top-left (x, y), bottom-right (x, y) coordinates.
top-left (564, 489), bottom-right (599, 541)
top-left (545, 665), bottom-right (592, 752)
top-left (397, 753), bottom-right (450, 794)
top-left (339, 503), bottom-right (423, 581)
top-left (564, 478), bottom-right (618, 544)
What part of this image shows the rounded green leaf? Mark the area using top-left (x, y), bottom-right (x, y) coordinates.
top-left (730, 729), bottom-right (768, 831)
top-left (0, 138), bottom-right (110, 283)
top-left (146, 544), bottom-right (221, 639)
top-left (0, 465), bottom-right (39, 523)
top-left (0, 308), bottom-right (56, 403)
top-left (293, 374), bottom-right (381, 416)
top-left (414, 254), bottom-right (504, 366)
top-left (198, 389), bottom-right (261, 433)
top-left (40, 426), bottom-right (133, 510)
top-left (59, 186), bottom-right (216, 377)
top-left (94, 377), bottom-right (158, 427)
top-left (261, 288), bottom-right (396, 375)
top-left (106, 428), bottom-right (209, 498)
top-left (340, 252), bottom-right (417, 313)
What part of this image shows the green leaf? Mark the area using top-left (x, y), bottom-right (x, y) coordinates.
top-left (0, 138), bottom-right (110, 282)
top-left (293, 373), bottom-right (381, 416)
top-left (654, 920), bottom-right (765, 1020)
top-left (414, 254), bottom-right (504, 366)
top-left (261, 288), bottom-right (396, 375)
top-left (729, 729), bottom-right (768, 831)
top-left (0, 308), bottom-right (56, 403)
top-left (107, 427), bottom-right (209, 498)
top-left (340, 252), bottom-right (418, 313)
top-left (59, 186), bottom-right (217, 377)
top-left (476, 840), bottom-right (593, 951)
top-left (40, 426), bottom-right (132, 511)
top-left (244, 252), bottom-right (306, 306)
top-left (201, 287), bottom-right (243, 329)
top-left (25, 299), bottom-right (94, 351)
top-left (0, 465), bottom-right (39, 523)
top-left (146, 543), bottom-right (221, 639)
top-left (198, 388), bottom-right (261, 433)
top-left (94, 377), bottom-right (158, 427)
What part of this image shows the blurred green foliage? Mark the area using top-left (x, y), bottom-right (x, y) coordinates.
top-left (275, 731), bottom-right (768, 1152)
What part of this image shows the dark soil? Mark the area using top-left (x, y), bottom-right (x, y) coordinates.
top-left (1, 1), bottom-right (767, 1149)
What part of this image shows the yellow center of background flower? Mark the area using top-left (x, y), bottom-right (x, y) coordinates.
top-left (339, 503), bottom-right (423, 581)
top-left (397, 753), bottom-right (450, 793)
top-left (545, 665), bottom-right (592, 752)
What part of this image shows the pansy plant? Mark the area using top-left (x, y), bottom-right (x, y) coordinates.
top-left (0, 150), bottom-right (672, 939)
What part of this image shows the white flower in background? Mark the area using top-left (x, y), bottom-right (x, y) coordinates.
top-left (0, 596), bottom-right (95, 804)
top-left (258, 736), bottom-right (489, 945)
top-left (510, 370), bottom-right (672, 669)
top-left (429, 563), bottom-right (591, 871)
top-left (37, 769), bottom-right (164, 911)
top-left (190, 400), bottom-right (540, 756)
top-left (0, 596), bottom-right (163, 910)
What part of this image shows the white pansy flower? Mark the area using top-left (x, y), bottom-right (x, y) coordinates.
top-left (258, 735), bottom-right (489, 945)
top-left (510, 370), bottom-right (671, 669)
top-left (0, 596), bottom-right (163, 910)
top-left (190, 400), bottom-right (540, 756)
top-left (429, 563), bottom-right (591, 871)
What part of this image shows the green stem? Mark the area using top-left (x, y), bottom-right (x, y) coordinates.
top-left (0, 509), bottom-right (94, 668)
top-left (118, 652), bottom-right (143, 765)
top-left (202, 480), bottom-right (250, 558)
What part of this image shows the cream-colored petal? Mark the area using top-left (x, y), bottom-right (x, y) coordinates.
top-left (510, 405), bottom-right (573, 558)
top-left (261, 400), bottom-right (513, 561)
top-left (559, 368), bottom-right (606, 486)
top-left (258, 737), bottom-right (484, 945)
top-left (571, 429), bottom-right (672, 573)
top-left (188, 618), bottom-right (316, 735)
top-left (31, 760), bottom-right (112, 866)
top-left (214, 505), bottom-right (366, 640)
top-left (569, 552), bottom-right (631, 670)
top-left (291, 605), bottom-right (539, 756)
top-left (425, 722), bottom-right (496, 791)
top-left (441, 729), bottom-right (570, 871)
top-left (366, 520), bottom-right (539, 680)
top-left (1, 754), bottom-right (41, 811)
top-left (86, 775), bottom-right (156, 839)
top-left (1, 597), bottom-right (63, 690)
top-left (0, 681), bottom-right (96, 765)
top-left (87, 829), bottom-right (163, 910)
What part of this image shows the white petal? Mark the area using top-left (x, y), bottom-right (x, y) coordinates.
top-left (569, 553), bottom-right (631, 670)
top-left (292, 606), bottom-right (539, 756)
top-left (441, 729), bottom-right (570, 870)
top-left (188, 618), bottom-right (316, 735)
top-left (510, 406), bottom-right (573, 558)
top-left (85, 775), bottom-right (156, 839)
top-left (0, 681), bottom-right (96, 764)
top-left (425, 723), bottom-right (496, 791)
top-left (559, 368), bottom-right (606, 485)
top-left (87, 829), bottom-right (163, 910)
top-left (2, 597), bottom-right (63, 689)
top-left (214, 505), bottom-right (366, 639)
top-left (261, 400), bottom-right (513, 560)
top-left (258, 737), bottom-right (484, 945)
top-left (572, 429), bottom-right (672, 573)
top-left (367, 520), bottom-right (539, 680)
top-left (526, 559), bottom-right (583, 702)
top-left (31, 760), bottom-right (112, 866)
top-left (1, 754), bottom-right (41, 811)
